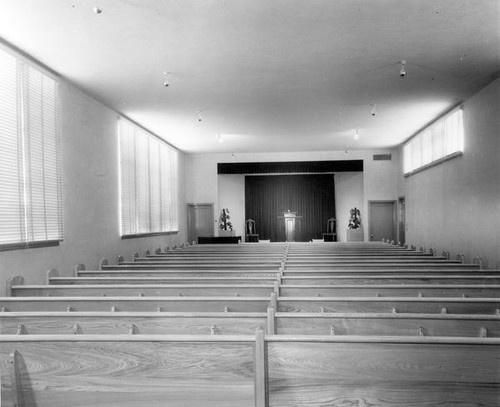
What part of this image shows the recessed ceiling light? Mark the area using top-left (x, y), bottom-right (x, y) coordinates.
top-left (93, 6), bottom-right (103, 14)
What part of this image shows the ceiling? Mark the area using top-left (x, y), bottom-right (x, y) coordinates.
top-left (0, 0), bottom-right (498, 154)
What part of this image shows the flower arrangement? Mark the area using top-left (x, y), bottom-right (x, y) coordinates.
top-left (348, 207), bottom-right (361, 229)
top-left (219, 208), bottom-right (233, 231)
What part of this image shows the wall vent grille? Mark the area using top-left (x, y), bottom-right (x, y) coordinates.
top-left (373, 154), bottom-right (392, 161)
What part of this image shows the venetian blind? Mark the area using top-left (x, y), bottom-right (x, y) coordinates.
top-left (118, 119), bottom-right (178, 236)
top-left (403, 108), bottom-right (464, 175)
top-left (0, 47), bottom-right (63, 247)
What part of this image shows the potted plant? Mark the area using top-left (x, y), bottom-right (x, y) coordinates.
top-left (346, 207), bottom-right (364, 241)
top-left (219, 208), bottom-right (234, 236)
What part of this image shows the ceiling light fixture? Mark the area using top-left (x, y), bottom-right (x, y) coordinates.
top-left (162, 72), bottom-right (170, 87)
top-left (93, 6), bottom-right (103, 14)
top-left (400, 60), bottom-right (407, 77)
top-left (354, 129), bottom-right (359, 140)
top-left (370, 104), bottom-right (377, 117)
top-left (197, 111), bottom-right (203, 122)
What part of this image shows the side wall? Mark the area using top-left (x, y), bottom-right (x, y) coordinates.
top-left (185, 150), bottom-right (399, 242)
top-left (0, 80), bottom-right (187, 293)
top-left (399, 78), bottom-right (500, 269)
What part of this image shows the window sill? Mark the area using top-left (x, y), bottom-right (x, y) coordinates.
top-left (404, 151), bottom-right (463, 177)
top-left (121, 231), bottom-right (178, 239)
top-left (0, 240), bottom-right (61, 252)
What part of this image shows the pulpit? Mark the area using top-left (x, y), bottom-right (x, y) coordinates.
top-left (278, 210), bottom-right (302, 242)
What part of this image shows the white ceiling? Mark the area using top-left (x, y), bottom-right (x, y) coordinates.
top-left (0, 0), bottom-right (498, 154)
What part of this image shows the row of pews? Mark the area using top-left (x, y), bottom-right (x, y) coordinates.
top-left (1, 242), bottom-right (499, 406)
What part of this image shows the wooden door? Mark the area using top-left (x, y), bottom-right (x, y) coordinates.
top-left (187, 203), bottom-right (214, 243)
top-left (369, 201), bottom-right (396, 242)
top-left (398, 196), bottom-right (406, 244)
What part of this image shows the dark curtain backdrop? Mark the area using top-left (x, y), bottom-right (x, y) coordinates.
top-left (245, 174), bottom-right (335, 242)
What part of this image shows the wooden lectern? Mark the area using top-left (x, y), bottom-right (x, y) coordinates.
top-left (278, 210), bottom-right (302, 242)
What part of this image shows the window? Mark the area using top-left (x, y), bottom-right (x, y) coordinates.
top-left (403, 107), bottom-right (464, 175)
top-left (0, 46), bottom-right (63, 250)
top-left (118, 119), bottom-right (179, 237)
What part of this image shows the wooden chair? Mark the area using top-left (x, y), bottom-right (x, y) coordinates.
top-left (322, 218), bottom-right (337, 241)
top-left (245, 219), bottom-right (259, 242)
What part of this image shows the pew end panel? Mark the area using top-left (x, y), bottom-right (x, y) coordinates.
top-left (5, 277), bottom-right (24, 297)
top-left (98, 259), bottom-right (108, 271)
top-left (46, 269), bottom-right (59, 284)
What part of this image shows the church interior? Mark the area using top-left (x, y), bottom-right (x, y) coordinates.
top-left (0, 1), bottom-right (499, 405)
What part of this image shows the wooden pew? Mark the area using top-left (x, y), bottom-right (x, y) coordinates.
top-left (282, 273), bottom-right (500, 285)
top-left (266, 335), bottom-right (500, 406)
top-left (0, 295), bottom-right (276, 313)
top-left (0, 333), bottom-right (264, 407)
top-left (0, 311), bottom-right (270, 335)
top-left (1, 333), bottom-right (498, 407)
top-left (277, 284), bottom-right (500, 298)
top-left (3, 310), bottom-right (499, 338)
top-left (282, 266), bottom-right (484, 277)
top-left (278, 296), bottom-right (500, 314)
top-left (49, 276), bottom-right (279, 285)
top-left (45, 266), bottom-right (278, 286)
top-left (12, 281), bottom-right (500, 299)
top-left (141, 254), bottom-right (284, 261)
top-left (84, 268), bottom-right (279, 278)
top-left (103, 263), bottom-right (279, 271)
top-left (285, 255), bottom-right (452, 262)
top-left (47, 272), bottom-right (500, 287)
top-left (284, 262), bottom-right (481, 270)
top-left (273, 311), bottom-right (500, 337)
top-left (9, 283), bottom-right (276, 298)
top-left (130, 258), bottom-right (283, 266)
top-left (5, 295), bottom-right (497, 315)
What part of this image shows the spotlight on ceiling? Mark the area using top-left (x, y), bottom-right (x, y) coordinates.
top-left (93, 6), bottom-right (103, 14)
top-left (370, 104), bottom-right (377, 117)
top-left (162, 72), bottom-right (170, 87)
top-left (400, 60), bottom-right (407, 77)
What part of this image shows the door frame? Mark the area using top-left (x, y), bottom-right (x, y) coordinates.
top-left (368, 200), bottom-right (397, 242)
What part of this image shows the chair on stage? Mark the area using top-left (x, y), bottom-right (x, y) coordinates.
top-left (322, 218), bottom-right (337, 242)
top-left (245, 219), bottom-right (259, 242)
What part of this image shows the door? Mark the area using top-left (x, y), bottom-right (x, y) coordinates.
top-left (369, 201), bottom-right (396, 242)
top-left (187, 203), bottom-right (214, 243)
top-left (398, 196), bottom-right (406, 245)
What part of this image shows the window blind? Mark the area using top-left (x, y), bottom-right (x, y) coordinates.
top-left (118, 119), bottom-right (178, 236)
top-left (0, 47), bottom-right (62, 247)
top-left (403, 108), bottom-right (463, 175)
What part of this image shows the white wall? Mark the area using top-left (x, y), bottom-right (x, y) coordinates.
top-left (185, 150), bottom-right (399, 242)
top-left (0, 80), bottom-right (186, 293)
top-left (399, 78), bottom-right (500, 269)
